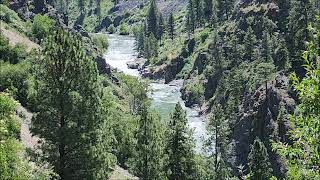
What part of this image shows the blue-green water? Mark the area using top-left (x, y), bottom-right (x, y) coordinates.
top-left (104, 34), bottom-right (207, 149)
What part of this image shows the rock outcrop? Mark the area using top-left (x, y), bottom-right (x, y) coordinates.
top-left (94, 16), bottom-right (112, 32)
top-left (127, 58), bottom-right (146, 69)
top-left (95, 55), bottom-right (111, 75)
top-left (230, 72), bottom-right (295, 178)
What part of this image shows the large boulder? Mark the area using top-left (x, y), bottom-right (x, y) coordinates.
top-left (94, 16), bottom-right (112, 32)
top-left (127, 58), bottom-right (146, 69)
top-left (113, 12), bottom-right (130, 27)
top-left (95, 55), bottom-right (111, 75)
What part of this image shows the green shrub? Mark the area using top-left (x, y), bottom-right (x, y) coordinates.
top-left (119, 23), bottom-right (129, 35)
top-left (0, 61), bottom-right (30, 106)
top-left (0, 33), bottom-right (27, 64)
top-left (0, 4), bottom-right (25, 32)
top-left (28, 14), bottom-right (55, 42)
top-left (91, 34), bottom-right (108, 51)
top-left (108, 24), bottom-right (116, 34)
top-left (0, 93), bottom-right (57, 179)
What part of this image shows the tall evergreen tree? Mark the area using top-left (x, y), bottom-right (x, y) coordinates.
top-left (186, 0), bottom-right (195, 36)
top-left (203, 0), bottom-right (213, 24)
top-left (243, 26), bottom-right (257, 61)
top-left (274, 20), bottom-right (320, 178)
top-left (248, 138), bottom-right (273, 180)
top-left (31, 29), bottom-right (113, 179)
top-left (276, 0), bottom-right (290, 33)
top-left (194, 0), bottom-right (203, 27)
top-left (273, 34), bottom-right (290, 70)
top-left (95, 0), bottom-right (102, 21)
top-left (287, 0), bottom-right (314, 75)
top-left (217, 0), bottom-right (234, 22)
top-left (147, 0), bottom-right (158, 38)
top-left (134, 24), bottom-right (145, 55)
top-left (206, 104), bottom-right (231, 179)
top-left (168, 13), bottom-right (175, 40)
top-left (166, 103), bottom-right (197, 180)
top-left (78, 0), bottom-right (86, 13)
top-left (261, 30), bottom-right (273, 63)
top-left (158, 13), bottom-right (165, 44)
top-left (132, 105), bottom-right (165, 180)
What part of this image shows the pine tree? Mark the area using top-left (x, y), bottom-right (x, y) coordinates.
top-left (261, 30), bottom-right (272, 63)
top-left (166, 103), bottom-right (197, 180)
top-left (287, 0), bottom-right (314, 74)
top-left (158, 13), bottom-right (165, 45)
top-left (186, 0), bottom-right (195, 37)
top-left (31, 29), bottom-right (113, 179)
top-left (243, 26), bottom-right (257, 61)
top-left (276, 0), bottom-right (290, 33)
top-left (168, 13), bottom-right (175, 40)
top-left (206, 104), bottom-right (231, 179)
top-left (95, 0), bottom-right (101, 21)
top-left (203, 0), bottom-right (213, 24)
top-left (78, 0), bottom-right (85, 13)
top-left (248, 138), bottom-right (273, 180)
top-left (144, 33), bottom-right (158, 58)
top-left (274, 20), bottom-right (320, 178)
top-left (273, 34), bottom-right (290, 70)
top-left (134, 25), bottom-right (145, 55)
top-left (147, 0), bottom-right (158, 38)
top-left (217, 0), bottom-right (234, 22)
top-left (194, 0), bottom-right (203, 27)
top-left (132, 105), bottom-right (165, 180)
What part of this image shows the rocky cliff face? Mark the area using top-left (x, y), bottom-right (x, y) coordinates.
top-left (231, 72), bottom-right (295, 178)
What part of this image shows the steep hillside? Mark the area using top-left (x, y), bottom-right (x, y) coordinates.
top-left (125, 0), bottom-right (319, 178)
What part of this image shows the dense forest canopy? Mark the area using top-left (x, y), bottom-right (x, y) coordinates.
top-left (0, 0), bottom-right (319, 179)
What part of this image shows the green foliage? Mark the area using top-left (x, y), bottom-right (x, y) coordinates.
top-left (0, 93), bottom-right (56, 179)
top-left (217, 0), bottom-right (235, 22)
top-left (206, 104), bottom-right (231, 179)
top-left (194, 0), bottom-right (204, 27)
top-left (273, 34), bottom-right (290, 71)
top-left (183, 76), bottom-right (205, 106)
top-left (248, 138), bottom-right (273, 180)
top-left (203, 0), bottom-right (213, 23)
top-left (131, 106), bottom-right (166, 180)
top-left (186, 0), bottom-right (195, 36)
top-left (0, 62), bottom-right (30, 106)
top-left (243, 26), bottom-right (257, 61)
top-left (165, 103), bottom-right (198, 180)
top-left (274, 20), bottom-right (320, 179)
top-left (119, 23), bottom-right (129, 35)
top-left (31, 29), bottom-right (114, 179)
top-left (0, 93), bottom-right (26, 179)
top-left (91, 33), bottom-right (108, 51)
top-left (28, 14), bottom-right (55, 42)
top-left (134, 24), bottom-right (145, 54)
top-left (287, 0), bottom-right (315, 74)
top-left (144, 33), bottom-right (158, 58)
top-left (0, 4), bottom-right (26, 32)
top-left (158, 13), bottom-right (165, 43)
top-left (107, 24), bottom-right (116, 34)
top-left (0, 32), bottom-right (27, 64)
top-left (119, 74), bottom-right (148, 112)
top-left (147, 0), bottom-right (158, 38)
top-left (168, 13), bottom-right (175, 40)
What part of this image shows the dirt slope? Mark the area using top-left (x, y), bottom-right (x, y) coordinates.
top-left (0, 23), bottom-right (39, 51)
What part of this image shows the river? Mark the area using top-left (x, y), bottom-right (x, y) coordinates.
top-left (104, 34), bottom-right (207, 150)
